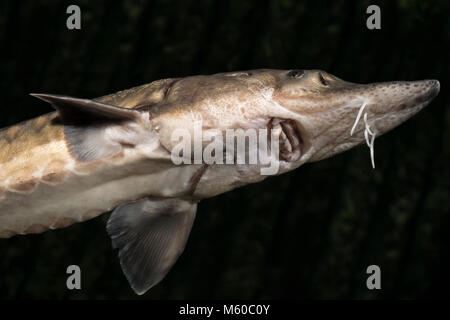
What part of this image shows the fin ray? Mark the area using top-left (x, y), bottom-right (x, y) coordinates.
top-left (30, 93), bottom-right (151, 162)
top-left (106, 197), bottom-right (197, 295)
top-left (30, 93), bottom-right (139, 123)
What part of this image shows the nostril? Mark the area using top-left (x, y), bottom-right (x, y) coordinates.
top-left (318, 73), bottom-right (328, 86)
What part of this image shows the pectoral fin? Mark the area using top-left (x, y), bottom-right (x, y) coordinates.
top-left (106, 198), bottom-right (197, 295)
top-left (30, 93), bottom-right (140, 123)
top-left (30, 93), bottom-right (151, 162)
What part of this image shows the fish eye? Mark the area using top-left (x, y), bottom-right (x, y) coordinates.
top-left (319, 73), bottom-right (328, 86)
top-left (287, 70), bottom-right (304, 79)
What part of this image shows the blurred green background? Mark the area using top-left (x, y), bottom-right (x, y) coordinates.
top-left (0, 0), bottom-right (449, 299)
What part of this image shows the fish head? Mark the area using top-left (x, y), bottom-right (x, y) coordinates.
top-left (149, 69), bottom-right (439, 172)
top-left (271, 69), bottom-right (440, 166)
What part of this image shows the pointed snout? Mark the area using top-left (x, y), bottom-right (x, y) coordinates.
top-left (364, 79), bottom-right (440, 113)
top-left (414, 79), bottom-right (440, 104)
top-left (302, 77), bottom-right (440, 163)
top-left (356, 79), bottom-right (440, 139)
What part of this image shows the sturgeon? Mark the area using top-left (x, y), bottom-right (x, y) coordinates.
top-left (0, 69), bottom-right (440, 294)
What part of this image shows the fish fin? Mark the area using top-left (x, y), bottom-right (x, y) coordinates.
top-left (62, 124), bottom-right (123, 162)
top-left (106, 197), bottom-right (197, 295)
top-left (30, 93), bottom-right (140, 123)
top-left (30, 93), bottom-right (155, 162)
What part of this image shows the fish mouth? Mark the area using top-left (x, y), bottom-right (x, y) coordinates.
top-left (269, 118), bottom-right (308, 162)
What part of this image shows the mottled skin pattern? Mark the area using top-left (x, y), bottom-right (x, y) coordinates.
top-left (0, 69), bottom-right (440, 237)
top-left (0, 78), bottom-right (178, 192)
top-left (0, 113), bottom-right (65, 191)
top-left (0, 79), bottom-right (181, 236)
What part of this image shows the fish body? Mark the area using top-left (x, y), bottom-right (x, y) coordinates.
top-left (0, 69), bottom-right (440, 294)
top-left (0, 80), bottom-right (198, 237)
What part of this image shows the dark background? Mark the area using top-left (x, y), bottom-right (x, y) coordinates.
top-left (0, 0), bottom-right (448, 299)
